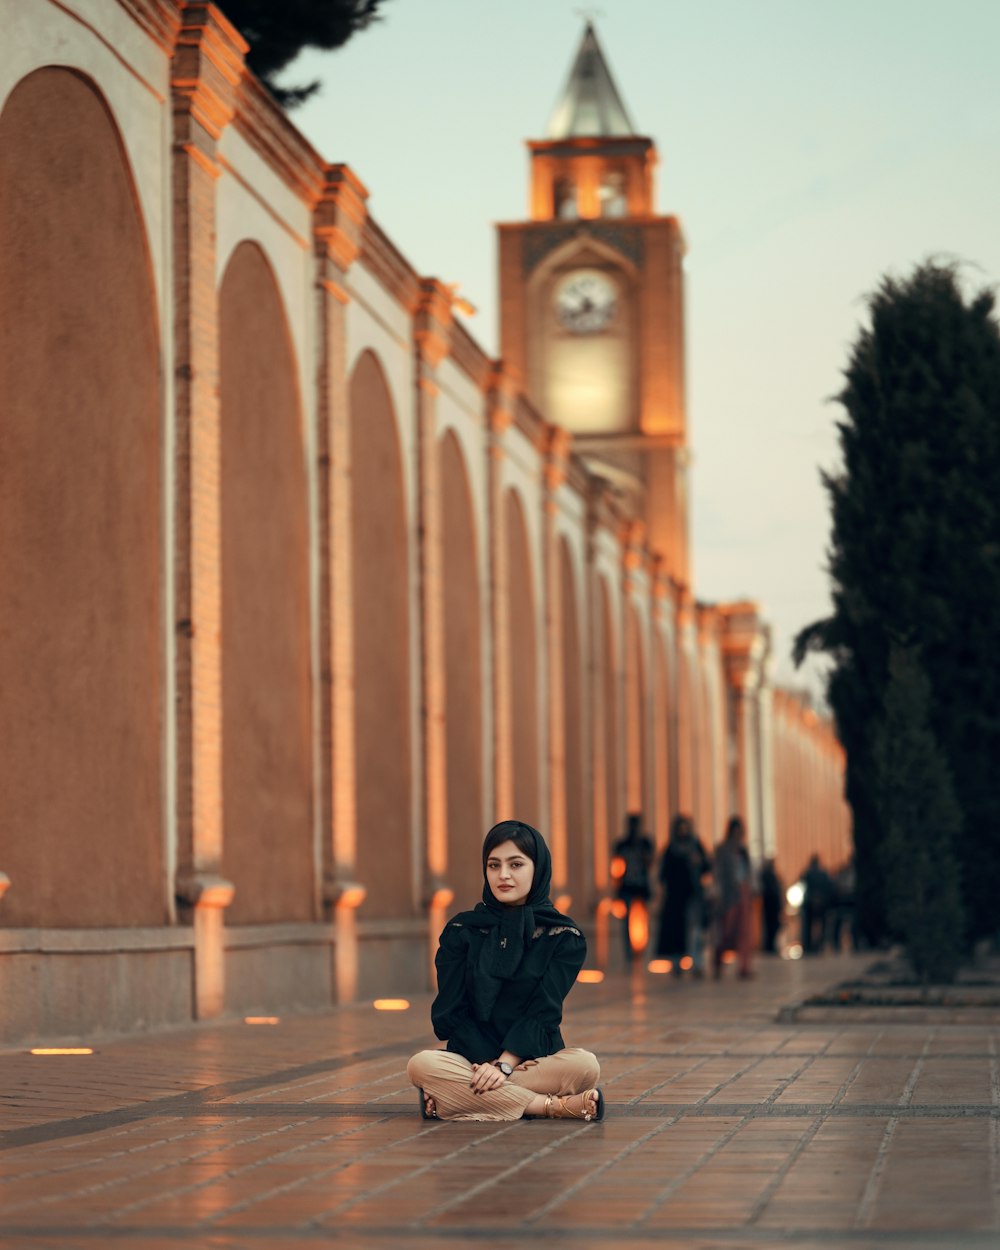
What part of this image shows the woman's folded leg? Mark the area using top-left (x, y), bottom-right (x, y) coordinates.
top-left (507, 1047), bottom-right (601, 1097)
top-left (406, 1050), bottom-right (535, 1121)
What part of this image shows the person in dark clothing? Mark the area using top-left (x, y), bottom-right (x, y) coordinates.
top-left (611, 812), bottom-right (654, 961)
top-left (801, 854), bottom-right (833, 954)
top-left (407, 820), bottom-right (604, 1122)
top-left (656, 813), bottom-right (711, 975)
top-left (713, 815), bottom-right (754, 979)
top-left (829, 856), bottom-right (859, 952)
top-left (760, 858), bottom-right (784, 954)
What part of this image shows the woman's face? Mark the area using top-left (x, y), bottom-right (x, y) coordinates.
top-left (485, 840), bottom-right (535, 906)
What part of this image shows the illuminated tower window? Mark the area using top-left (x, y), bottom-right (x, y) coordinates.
top-left (599, 170), bottom-right (627, 218)
top-left (554, 177), bottom-right (578, 219)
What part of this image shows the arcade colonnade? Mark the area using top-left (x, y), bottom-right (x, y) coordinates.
top-left (0, 0), bottom-right (850, 1043)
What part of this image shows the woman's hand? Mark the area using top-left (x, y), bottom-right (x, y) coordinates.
top-left (469, 1062), bottom-right (506, 1094)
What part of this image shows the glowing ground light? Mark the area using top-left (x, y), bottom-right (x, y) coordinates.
top-left (29, 1048), bottom-right (94, 1055)
top-left (373, 999), bottom-right (410, 1011)
top-left (648, 959), bottom-right (672, 973)
top-left (786, 944), bottom-right (804, 960)
top-left (577, 970), bottom-right (604, 984)
top-left (679, 956), bottom-right (694, 971)
top-left (721, 950), bottom-right (737, 964)
top-left (244, 1016), bottom-right (281, 1025)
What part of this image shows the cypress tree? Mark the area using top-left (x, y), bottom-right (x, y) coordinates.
top-left (220, 1), bottom-right (389, 107)
top-left (796, 262), bottom-right (1000, 946)
top-left (875, 646), bottom-right (964, 983)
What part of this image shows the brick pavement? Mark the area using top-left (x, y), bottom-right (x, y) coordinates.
top-left (2, 952), bottom-right (999, 1249)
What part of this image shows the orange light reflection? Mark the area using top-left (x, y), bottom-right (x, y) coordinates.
top-left (577, 969), bottom-right (605, 984)
top-left (648, 959), bottom-right (672, 973)
top-left (373, 999), bottom-right (410, 1011)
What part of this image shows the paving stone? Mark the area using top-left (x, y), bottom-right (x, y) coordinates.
top-left (2, 952), bottom-right (999, 1247)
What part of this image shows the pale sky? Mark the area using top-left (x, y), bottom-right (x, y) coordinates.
top-left (281, 0), bottom-right (1000, 696)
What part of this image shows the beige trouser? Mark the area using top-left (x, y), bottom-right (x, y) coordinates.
top-left (406, 1046), bottom-right (600, 1121)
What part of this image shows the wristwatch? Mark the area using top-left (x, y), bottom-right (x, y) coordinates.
top-left (496, 1060), bottom-right (513, 1077)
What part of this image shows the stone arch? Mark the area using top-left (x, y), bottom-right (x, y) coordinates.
top-left (559, 538), bottom-right (585, 908)
top-left (219, 241), bottom-right (313, 924)
top-left (0, 68), bottom-right (163, 927)
top-left (350, 350), bottom-right (411, 918)
top-left (440, 431), bottom-right (483, 905)
top-left (505, 489), bottom-right (540, 827)
top-left (528, 234), bottom-right (640, 441)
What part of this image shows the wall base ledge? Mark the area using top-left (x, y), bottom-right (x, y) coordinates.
top-left (0, 926), bottom-right (194, 955)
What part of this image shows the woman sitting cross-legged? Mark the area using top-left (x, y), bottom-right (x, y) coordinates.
top-left (407, 820), bottom-right (604, 1122)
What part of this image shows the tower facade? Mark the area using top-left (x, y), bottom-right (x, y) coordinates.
top-left (498, 22), bottom-right (690, 584)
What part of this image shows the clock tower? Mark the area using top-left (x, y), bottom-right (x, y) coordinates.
top-left (498, 22), bottom-right (690, 585)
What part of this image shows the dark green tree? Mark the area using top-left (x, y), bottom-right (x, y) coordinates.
top-left (875, 646), bottom-right (964, 982)
top-left (796, 262), bottom-right (1000, 947)
top-left (220, 0), bottom-right (388, 107)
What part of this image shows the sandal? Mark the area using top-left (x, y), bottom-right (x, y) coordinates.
top-left (543, 1088), bottom-right (605, 1122)
top-left (417, 1087), bottom-right (437, 1120)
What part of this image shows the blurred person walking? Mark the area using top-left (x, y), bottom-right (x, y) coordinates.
top-left (801, 854), bottom-right (833, 955)
top-left (830, 856), bottom-right (859, 952)
top-left (610, 812), bottom-right (654, 962)
top-left (655, 814), bottom-right (711, 976)
top-left (760, 858), bottom-right (784, 954)
top-left (713, 816), bottom-right (754, 979)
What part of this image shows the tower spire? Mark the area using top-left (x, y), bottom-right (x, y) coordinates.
top-left (546, 21), bottom-right (637, 140)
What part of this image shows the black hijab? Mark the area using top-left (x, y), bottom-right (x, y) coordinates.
top-left (450, 820), bottom-right (579, 1022)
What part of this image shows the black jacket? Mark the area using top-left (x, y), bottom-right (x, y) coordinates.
top-left (431, 919), bottom-right (586, 1064)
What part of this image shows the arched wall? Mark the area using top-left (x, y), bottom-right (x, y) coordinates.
top-left (440, 431), bottom-right (484, 905)
top-left (559, 538), bottom-right (586, 907)
top-left (350, 350), bottom-right (413, 918)
top-left (0, 67), bottom-right (164, 927)
top-left (505, 489), bottom-right (540, 827)
top-left (219, 241), bottom-right (314, 924)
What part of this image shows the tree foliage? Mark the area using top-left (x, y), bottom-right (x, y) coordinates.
top-left (875, 646), bottom-right (964, 982)
top-left (796, 262), bottom-right (1000, 948)
top-left (221, 0), bottom-right (388, 107)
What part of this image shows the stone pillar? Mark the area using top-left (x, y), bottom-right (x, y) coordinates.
top-left (543, 426), bottom-right (571, 899)
top-left (719, 601), bottom-right (767, 862)
top-left (414, 279), bottom-right (455, 976)
top-left (170, 4), bottom-right (245, 1019)
top-left (313, 164), bottom-right (369, 1002)
top-left (584, 484), bottom-right (608, 965)
top-left (486, 366), bottom-right (517, 820)
top-left (758, 682), bottom-right (777, 861)
top-left (651, 561), bottom-right (672, 848)
top-left (622, 520), bottom-right (645, 820)
top-left (674, 591), bottom-right (695, 815)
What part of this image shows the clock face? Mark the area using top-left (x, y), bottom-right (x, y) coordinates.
top-left (555, 271), bottom-right (617, 334)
